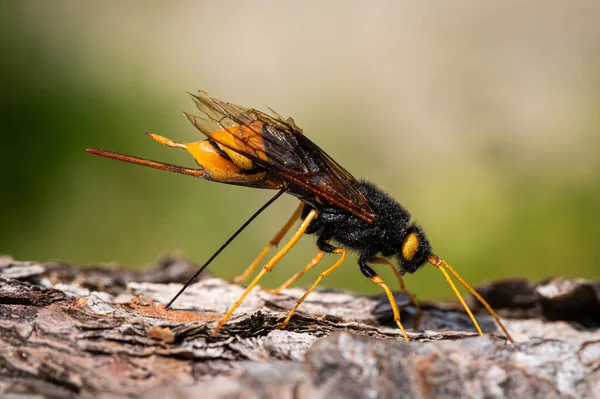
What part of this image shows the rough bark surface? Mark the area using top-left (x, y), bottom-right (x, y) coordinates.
top-left (0, 255), bottom-right (598, 399)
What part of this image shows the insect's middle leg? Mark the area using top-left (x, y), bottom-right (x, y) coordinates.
top-left (370, 258), bottom-right (421, 330)
top-left (263, 250), bottom-right (326, 294)
top-left (230, 202), bottom-right (304, 284)
top-left (279, 241), bottom-right (347, 329)
top-left (360, 257), bottom-right (409, 341)
top-left (212, 209), bottom-right (318, 336)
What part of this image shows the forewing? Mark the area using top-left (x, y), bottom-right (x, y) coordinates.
top-left (185, 91), bottom-right (376, 222)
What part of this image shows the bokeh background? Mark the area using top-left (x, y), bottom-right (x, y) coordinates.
top-left (2, 1), bottom-right (599, 299)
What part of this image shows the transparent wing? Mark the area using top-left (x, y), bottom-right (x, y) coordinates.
top-left (184, 91), bottom-right (376, 223)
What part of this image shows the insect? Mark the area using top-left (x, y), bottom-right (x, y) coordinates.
top-left (87, 91), bottom-right (513, 342)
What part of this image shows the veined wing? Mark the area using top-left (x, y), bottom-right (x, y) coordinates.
top-left (184, 91), bottom-right (376, 223)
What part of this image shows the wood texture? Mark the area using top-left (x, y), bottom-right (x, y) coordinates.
top-left (0, 255), bottom-right (598, 398)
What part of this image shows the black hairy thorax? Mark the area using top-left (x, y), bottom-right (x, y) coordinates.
top-left (300, 180), bottom-right (432, 274)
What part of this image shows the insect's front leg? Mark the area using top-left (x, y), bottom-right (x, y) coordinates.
top-left (370, 257), bottom-right (421, 330)
top-left (359, 255), bottom-right (409, 341)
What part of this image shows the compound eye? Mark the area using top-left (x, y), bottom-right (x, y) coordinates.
top-left (411, 245), bottom-right (425, 264)
top-left (401, 233), bottom-right (420, 261)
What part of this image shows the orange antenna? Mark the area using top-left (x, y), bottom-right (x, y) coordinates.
top-left (429, 255), bottom-right (514, 342)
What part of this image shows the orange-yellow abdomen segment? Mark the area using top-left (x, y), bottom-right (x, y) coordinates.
top-left (186, 140), bottom-right (266, 183)
top-left (208, 122), bottom-right (269, 163)
top-left (147, 133), bottom-right (266, 184)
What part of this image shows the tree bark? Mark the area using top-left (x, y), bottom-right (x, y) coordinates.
top-left (0, 255), bottom-right (598, 399)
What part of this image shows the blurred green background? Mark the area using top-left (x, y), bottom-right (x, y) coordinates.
top-left (2, 2), bottom-right (599, 300)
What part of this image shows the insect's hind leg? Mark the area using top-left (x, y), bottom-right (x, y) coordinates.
top-left (212, 209), bottom-right (318, 336)
top-left (230, 202), bottom-right (305, 285)
top-left (370, 258), bottom-right (421, 330)
top-left (360, 257), bottom-right (409, 341)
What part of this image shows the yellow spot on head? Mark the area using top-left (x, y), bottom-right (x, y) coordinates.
top-left (401, 233), bottom-right (420, 261)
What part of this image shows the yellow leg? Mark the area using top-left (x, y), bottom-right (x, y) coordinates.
top-left (212, 209), bottom-right (318, 335)
top-left (230, 203), bottom-right (304, 284)
top-left (429, 255), bottom-right (514, 342)
top-left (368, 273), bottom-right (410, 342)
top-left (263, 250), bottom-right (325, 294)
top-left (279, 248), bottom-right (347, 329)
top-left (371, 258), bottom-right (421, 330)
